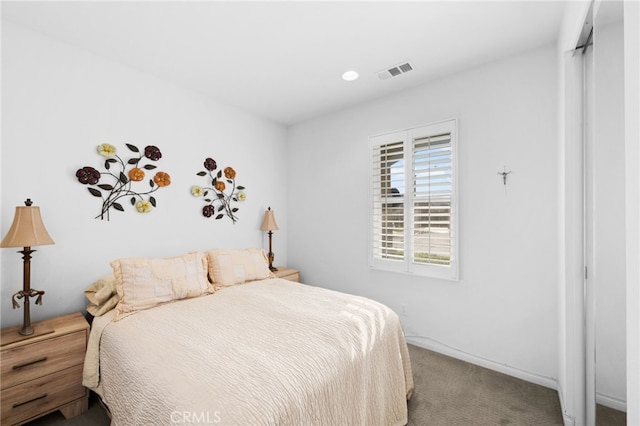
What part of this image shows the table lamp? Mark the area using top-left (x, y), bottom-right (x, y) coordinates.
top-left (1, 199), bottom-right (55, 344)
top-left (260, 207), bottom-right (279, 272)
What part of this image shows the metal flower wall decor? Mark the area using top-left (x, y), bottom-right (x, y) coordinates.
top-left (76, 143), bottom-right (171, 220)
top-left (192, 157), bottom-right (246, 223)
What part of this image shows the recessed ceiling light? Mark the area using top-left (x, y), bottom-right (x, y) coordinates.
top-left (342, 70), bottom-right (359, 81)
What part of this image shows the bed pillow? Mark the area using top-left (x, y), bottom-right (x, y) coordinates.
top-left (111, 251), bottom-right (214, 321)
top-left (206, 248), bottom-right (273, 288)
top-left (85, 274), bottom-right (120, 316)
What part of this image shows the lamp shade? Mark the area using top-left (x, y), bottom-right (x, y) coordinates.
top-left (260, 207), bottom-right (279, 232)
top-left (1, 201), bottom-right (54, 248)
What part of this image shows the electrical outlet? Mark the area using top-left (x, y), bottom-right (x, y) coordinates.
top-left (400, 304), bottom-right (407, 316)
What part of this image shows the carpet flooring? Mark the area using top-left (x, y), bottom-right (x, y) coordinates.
top-left (407, 345), bottom-right (562, 425)
top-left (25, 344), bottom-right (625, 425)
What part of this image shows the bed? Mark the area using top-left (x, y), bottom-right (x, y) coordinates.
top-left (82, 251), bottom-right (413, 426)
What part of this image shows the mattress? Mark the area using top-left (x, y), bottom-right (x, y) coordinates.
top-left (83, 278), bottom-right (413, 425)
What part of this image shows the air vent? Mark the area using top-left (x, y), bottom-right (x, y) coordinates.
top-left (377, 61), bottom-right (414, 80)
top-left (399, 63), bottom-right (413, 73)
top-left (388, 67), bottom-right (402, 77)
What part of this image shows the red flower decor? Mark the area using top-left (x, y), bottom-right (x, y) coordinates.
top-left (76, 167), bottom-right (101, 185)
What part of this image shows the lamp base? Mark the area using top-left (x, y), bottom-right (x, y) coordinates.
top-left (1, 325), bottom-right (54, 347)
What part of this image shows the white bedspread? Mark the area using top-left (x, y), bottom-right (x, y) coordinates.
top-left (83, 278), bottom-right (413, 425)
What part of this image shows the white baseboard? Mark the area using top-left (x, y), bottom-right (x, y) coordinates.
top-left (406, 336), bottom-right (558, 390)
top-left (596, 392), bottom-right (627, 412)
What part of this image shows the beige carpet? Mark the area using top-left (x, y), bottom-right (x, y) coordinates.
top-left (407, 344), bottom-right (626, 426)
top-left (407, 344), bottom-right (563, 425)
top-left (26, 343), bottom-right (625, 425)
top-left (597, 404), bottom-right (628, 426)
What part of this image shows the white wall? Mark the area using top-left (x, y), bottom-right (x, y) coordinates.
top-left (593, 19), bottom-right (627, 410)
top-left (287, 45), bottom-right (559, 386)
top-left (0, 22), bottom-right (288, 326)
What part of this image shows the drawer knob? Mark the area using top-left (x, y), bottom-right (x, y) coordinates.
top-left (12, 356), bottom-right (48, 370)
top-left (12, 393), bottom-right (48, 408)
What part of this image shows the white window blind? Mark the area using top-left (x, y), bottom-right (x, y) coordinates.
top-left (369, 119), bottom-right (458, 279)
top-left (371, 139), bottom-right (405, 262)
top-left (412, 133), bottom-right (452, 266)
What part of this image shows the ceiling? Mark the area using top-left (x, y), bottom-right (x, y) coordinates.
top-left (1, 1), bottom-right (568, 126)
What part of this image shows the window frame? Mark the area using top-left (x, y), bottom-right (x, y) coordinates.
top-left (368, 119), bottom-right (459, 280)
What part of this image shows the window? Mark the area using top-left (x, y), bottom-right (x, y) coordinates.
top-left (369, 119), bottom-right (458, 279)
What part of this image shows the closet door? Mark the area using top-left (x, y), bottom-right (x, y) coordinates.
top-left (592, 1), bottom-right (627, 421)
top-left (583, 25), bottom-right (596, 426)
top-left (584, 2), bottom-right (627, 424)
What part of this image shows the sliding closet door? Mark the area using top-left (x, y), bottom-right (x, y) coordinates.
top-left (583, 27), bottom-right (596, 426)
top-left (566, 3), bottom-right (627, 424)
top-left (560, 41), bottom-right (587, 426)
top-left (592, 1), bottom-right (627, 419)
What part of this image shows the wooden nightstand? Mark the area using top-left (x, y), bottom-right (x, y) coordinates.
top-left (1, 312), bottom-right (90, 425)
top-left (273, 267), bottom-right (300, 282)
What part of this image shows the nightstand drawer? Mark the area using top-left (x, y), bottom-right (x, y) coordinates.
top-left (0, 331), bottom-right (86, 389)
top-left (273, 267), bottom-right (300, 282)
top-left (1, 363), bottom-right (86, 425)
top-left (283, 272), bottom-right (299, 282)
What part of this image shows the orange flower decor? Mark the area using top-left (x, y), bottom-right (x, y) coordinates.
top-left (75, 143), bottom-right (171, 220)
top-left (193, 157), bottom-right (246, 223)
top-left (128, 167), bottom-right (145, 182)
top-left (153, 171), bottom-right (171, 187)
top-left (224, 167), bottom-right (236, 179)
